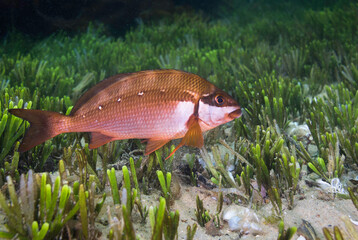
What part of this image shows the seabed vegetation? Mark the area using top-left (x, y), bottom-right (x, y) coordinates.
top-left (0, 0), bottom-right (358, 239)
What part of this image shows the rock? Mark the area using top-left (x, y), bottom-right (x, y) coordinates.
top-left (307, 144), bottom-right (318, 157)
top-left (222, 205), bottom-right (263, 235)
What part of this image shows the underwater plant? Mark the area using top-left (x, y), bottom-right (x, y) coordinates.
top-left (107, 167), bottom-right (121, 205)
top-left (278, 153), bottom-right (300, 210)
top-left (200, 146), bottom-right (239, 189)
top-left (0, 171), bottom-right (79, 239)
top-left (108, 204), bottom-right (136, 240)
top-left (186, 223), bottom-right (198, 240)
top-left (348, 187), bottom-right (358, 211)
top-left (0, 89), bottom-right (32, 166)
top-left (194, 192), bottom-right (223, 229)
top-left (322, 215), bottom-right (358, 240)
top-left (157, 170), bottom-right (172, 209)
top-left (234, 73), bottom-right (303, 131)
top-left (195, 195), bottom-right (211, 227)
top-left (149, 197), bottom-right (181, 240)
top-left (277, 221), bottom-right (297, 240)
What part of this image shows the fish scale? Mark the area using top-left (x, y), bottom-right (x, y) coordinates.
top-left (9, 69), bottom-right (241, 156)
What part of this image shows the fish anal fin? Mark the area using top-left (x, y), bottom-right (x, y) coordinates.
top-left (145, 139), bottom-right (170, 155)
top-left (166, 115), bottom-right (204, 160)
top-left (89, 132), bottom-right (115, 149)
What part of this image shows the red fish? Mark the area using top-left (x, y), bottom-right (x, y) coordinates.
top-left (9, 70), bottom-right (241, 157)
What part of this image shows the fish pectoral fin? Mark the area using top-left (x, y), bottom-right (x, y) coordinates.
top-left (182, 115), bottom-right (204, 148)
top-left (145, 139), bottom-right (170, 155)
top-left (89, 132), bottom-right (115, 149)
top-left (166, 115), bottom-right (204, 160)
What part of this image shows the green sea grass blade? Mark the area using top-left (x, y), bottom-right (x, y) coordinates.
top-left (186, 223), bottom-right (197, 240)
top-left (122, 205), bottom-right (136, 240)
top-left (39, 173), bottom-right (47, 221)
top-left (45, 184), bottom-right (52, 219)
top-left (107, 168), bottom-right (120, 205)
top-left (286, 226), bottom-right (297, 240)
top-left (333, 226), bottom-right (343, 240)
top-left (317, 157), bottom-right (327, 173)
top-left (47, 176), bottom-right (60, 221)
top-left (32, 221), bottom-right (39, 239)
top-left (129, 157), bottom-right (139, 195)
top-left (323, 227), bottom-right (333, 240)
top-left (166, 172), bottom-right (171, 194)
top-left (122, 166), bottom-right (132, 211)
top-left (308, 163), bottom-right (320, 177)
top-left (149, 206), bottom-right (155, 231)
top-left (36, 222), bottom-right (49, 240)
top-left (0, 114), bottom-right (8, 141)
top-left (348, 187), bottom-right (358, 211)
top-left (151, 197), bottom-right (166, 240)
top-left (157, 170), bottom-right (168, 198)
top-left (79, 184), bottom-right (88, 239)
top-left (155, 149), bottom-right (164, 172)
top-left (58, 185), bottom-right (70, 217)
top-left (63, 201), bottom-right (80, 223)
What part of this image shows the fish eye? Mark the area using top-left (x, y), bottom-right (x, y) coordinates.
top-left (215, 95), bottom-right (225, 105)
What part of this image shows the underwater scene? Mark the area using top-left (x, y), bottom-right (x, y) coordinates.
top-left (0, 0), bottom-right (358, 239)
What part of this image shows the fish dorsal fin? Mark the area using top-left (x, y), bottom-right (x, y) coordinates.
top-left (166, 115), bottom-right (204, 159)
top-left (145, 139), bottom-right (170, 155)
top-left (89, 132), bottom-right (115, 149)
top-left (70, 73), bottom-right (132, 115)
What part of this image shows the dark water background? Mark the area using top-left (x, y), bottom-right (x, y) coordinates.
top-left (0, 0), bottom-right (347, 37)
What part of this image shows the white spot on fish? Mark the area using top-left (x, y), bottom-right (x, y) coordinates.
top-left (99, 105), bottom-right (103, 110)
top-left (138, 91), bottom-right (144, 96)
top-left (82, 115), bottom-right (85, 118)
top-left (183, 89), bottom-right (198, 98)
top-left (160, 89), bottom-right (165, 93)
top-left (117, 98), bottom-right (121, 102)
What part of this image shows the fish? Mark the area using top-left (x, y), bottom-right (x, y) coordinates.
top-left (9, 69), bottom-right (241, 158)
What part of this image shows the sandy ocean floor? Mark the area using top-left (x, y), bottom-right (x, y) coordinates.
top-left (0, 158), bottom-right (357, 240)
top-left (91, 169), bottom-right (358, 240)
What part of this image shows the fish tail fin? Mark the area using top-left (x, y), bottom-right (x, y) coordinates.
top-left (9, 109), bottom-right (70, 152)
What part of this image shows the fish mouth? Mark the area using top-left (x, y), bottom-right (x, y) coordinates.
top-left (228, 108), bottom-right (242, 119)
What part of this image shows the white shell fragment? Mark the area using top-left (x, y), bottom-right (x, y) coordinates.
top-left (316, 178), bottom-right (348, 194)
top-left (222, 205), bottom-right (263, 235)
top-left (287, 122), bottom-right (311, 139)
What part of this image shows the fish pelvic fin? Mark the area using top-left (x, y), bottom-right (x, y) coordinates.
top-left (166, 115), bottom-right (204, 160)
top-left (9, 109), bottom-right (70, 152)
top-left (89, 132), bottom-right (116, 149)
top-left (145, 139), bottom-right (170, 155)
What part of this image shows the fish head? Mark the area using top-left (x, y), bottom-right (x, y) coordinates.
top-left (198, 89), bottom-right (241, 131)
